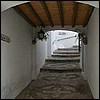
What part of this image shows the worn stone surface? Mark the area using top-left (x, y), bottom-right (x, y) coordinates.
top-left (53, 50), bottom-right (79, 54)
top-left (52, 53), bottom-right (80, 57)
top-left (15, 49), bottom-right (93, 99)
top-left (45, 57), bottom-right (80, 61)
top-left (16, 71), bottom-right (93, 99)
top-left (41, 63), bottom-right (82, 72)
top-left (58, 48), bottom-right (79, 51)
top-left (45, 57), bottom-right (80, 64)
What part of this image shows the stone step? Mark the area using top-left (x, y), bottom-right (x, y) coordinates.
top-left (53, 50), bottom-right (79, 54)
top-left (45, 57), bottom-right (80, 63)
top-left (52, 54), bottom-right (80, 57)
top-left (40, 63), bottom-right (82, 72)
top-left (40, 67), bottom-right (82, 72)
top-left (58, 48), bottom-right (79, 51)
top-left (73, 45), bottom-right (79, 48)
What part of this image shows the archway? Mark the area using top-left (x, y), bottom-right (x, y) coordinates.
top-left (46, 30), bottom-right (79, 57)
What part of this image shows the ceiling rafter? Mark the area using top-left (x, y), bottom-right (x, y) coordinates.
top-left (13, 1), bottom-right (94, 27)
top-left (72, 1), bottom-right (77, 27)
top-left (14, 7), bottom-right (36, 27)
top-left (40, 1), bottom-right (54, 27)
top-left (25, 3), bottom-right (45, 27)
top-left (57, 1), bottom-right (64, 27)
top-left (83, 5), bottom-right (94, 27)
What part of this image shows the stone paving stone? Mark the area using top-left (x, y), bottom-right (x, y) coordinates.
top-left (41, 63), bottom-right (82, 72)
top-left (52, 53), bottom-right (80, 57)
top-left (53, 49), bottom-right (79, 54)
top-left (46, 56), bottom-right (80, 60)
top-left (45, 57), bottom-right (80, 64)
top-left (16, 71), bottom-right (93, 99)
top-left (58, 48), bottom-right (79, 51)
top-left (53, 51), bottom-right (79, 54)
top-left (15, 49), bottom-right (93, 99)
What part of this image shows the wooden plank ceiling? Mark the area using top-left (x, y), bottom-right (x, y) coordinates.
top-left (14, 1), bottom-right (94, 28)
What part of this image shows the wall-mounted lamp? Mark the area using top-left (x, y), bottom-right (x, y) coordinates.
top-left (37, 28), bottom-right (45, 40)
top-left (32, 26), bottom-right (49, 45)
top-left (80, 32), bottom-right (88, 45)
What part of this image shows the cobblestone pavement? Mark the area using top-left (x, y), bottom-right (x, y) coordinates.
top-left (16, 71), bottom-right (93, 99)
top-left (16, 49), bottom-right (93, 99)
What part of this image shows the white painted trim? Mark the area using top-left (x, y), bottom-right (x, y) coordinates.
top-left (76, 1), bottom-right (99, 8)
top-left (1, 1), bottom-right (30, 12)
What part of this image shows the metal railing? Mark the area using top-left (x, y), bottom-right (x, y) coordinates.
top-left (52, 34), bottom-right (81, 52)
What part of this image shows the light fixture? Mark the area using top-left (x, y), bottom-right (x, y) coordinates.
top-left (37, 28), bottom-right (45, 40)
top-left (37, 25), bottom-right (45, 40)
top-left (32, 25), bottom-right (48, 44)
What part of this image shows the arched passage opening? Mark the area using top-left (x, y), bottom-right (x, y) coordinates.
top-left (46, 30), bottom-right (79, 57)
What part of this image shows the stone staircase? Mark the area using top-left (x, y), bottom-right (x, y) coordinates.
top-left (42, 48), bottom-right (81, 72)
top-left (45, 49), bottom-right (80, 63)
top-left (16, 47), bottom-right (93, 99)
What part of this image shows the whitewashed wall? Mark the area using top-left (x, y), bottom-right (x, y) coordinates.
top-left (84, 8), bottom-right (99, 99)
top-left (35, 40), bottom-right (47, 76)
top-left (32, 27), bottom-right (48, 79)
top-left (1, 8), bottom-right (33, 99)
top-left (47, 31), bottom-right (52, 57)
top-left (32, 27), bottom-right (37, 79)
top-left (52, 30), bottom-right (78, 49)
top-left (50, 31), bottom-right (57, 54)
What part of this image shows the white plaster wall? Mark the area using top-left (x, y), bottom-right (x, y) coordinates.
top-left (47, 31), bottom-right (52, 57)
top-left (1, 1), bottom-right (29, 12)
top-left (52, 30), bottom-right (78, 49)
top-left (76, 1), bottom-right (99, 8)
top-left (35, 40), bottom-right (47, 77)
top-left (32, 45), bottom-right (36, 80)
top-left (32, 27), bottom-right (48, 79)
top-left (84, 8), bottom-right (99, 99)
top-left (32, 27), bottom-right (37, 80)
top-left (51, 31), bottom-right (57, 54)
top-left (32, 44), bottom-right (37, 79)
top-left (1, 8), bottom-right (33, 99)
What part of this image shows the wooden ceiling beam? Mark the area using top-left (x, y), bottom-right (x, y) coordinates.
top-left (40, 1), bottom-right (54, 27)
top-left (14, 7), bottom-right (36, 27)
top-left (57, 1), bottom-right (64, 27)
top-left (83, 5), bottom-right (94, 27)
top-left (72, 1), bottom-right (77, 27)
top-left (25, 3), bottom-right (45, 27)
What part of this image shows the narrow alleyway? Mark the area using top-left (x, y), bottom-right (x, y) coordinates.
top-left (16, 47), bottom-right (93, 99)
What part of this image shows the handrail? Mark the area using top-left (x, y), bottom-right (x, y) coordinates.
top-left (57, 35), bottom-right (77, 41)
top-left (52, 40), bottom-right (56, 44)
top-left (52, 35), bottom-right (77, 44)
